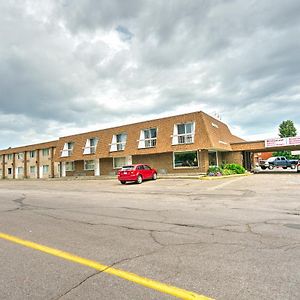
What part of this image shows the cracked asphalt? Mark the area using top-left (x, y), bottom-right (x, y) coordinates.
top-left (0, 174), bottom-right (300, 300)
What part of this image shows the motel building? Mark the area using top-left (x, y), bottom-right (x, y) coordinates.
top-left (1, 111), bottom-right (300, 179)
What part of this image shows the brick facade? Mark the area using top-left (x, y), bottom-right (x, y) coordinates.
top-left (0, 111), bottom-right (250, 178)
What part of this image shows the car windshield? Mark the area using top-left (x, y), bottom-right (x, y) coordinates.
top-left (121, 165), bottom-right (134, 171)
top-left (267, 157), bottom-right (276, 162)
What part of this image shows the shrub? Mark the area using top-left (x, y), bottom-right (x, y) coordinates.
top-left (207, 166), bottom-right (223, 175)
top-left (222, 169), bottom-right (236, 176)
top-left (223, 163), bottom-right (245, 174)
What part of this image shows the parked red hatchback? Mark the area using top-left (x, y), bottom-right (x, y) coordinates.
top-left (117, 164), bottom-right (157, 184)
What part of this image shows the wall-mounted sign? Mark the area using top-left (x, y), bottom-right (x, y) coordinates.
top-left (265, 136), bottom-right (300, 148)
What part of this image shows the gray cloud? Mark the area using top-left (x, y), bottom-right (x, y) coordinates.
top-left (0, 0), bottom-right (300, 149)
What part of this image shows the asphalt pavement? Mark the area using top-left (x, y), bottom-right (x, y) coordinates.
top-left (0, 174), bottom-right (300, 299)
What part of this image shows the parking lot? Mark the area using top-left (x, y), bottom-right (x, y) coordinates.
top-left (0, 174), bottom-right (300, 299)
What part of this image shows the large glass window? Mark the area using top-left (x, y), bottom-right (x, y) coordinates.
top-left (7, 154), bottom-right (13, 160)
top-left (17, 153), bottom-right (24, 160)
top-left (172, 122), bottom-right (195, 145)
top-left (17, 167), bottom-right (24, 174)
top-left (174, 151), bottom-right (199, 168)
top-left (29, 151), bottom-right (36, 158)
top-left (84, 160), bottom-right (95, 170)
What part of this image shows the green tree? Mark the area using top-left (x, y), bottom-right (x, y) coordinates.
top-left (273, 120), bottom-right (298, 159)
top-left (278, 120), bottom-right (297, 138)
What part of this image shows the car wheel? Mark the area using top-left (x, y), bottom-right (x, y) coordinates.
top-left (291, 164), bottom-right (296, 169)
top-left (261, 166), bottom-right (266, 170)
top-left (120, 181), bottom-right (126, 184)
top-left (136, 175), bottom-right (143, 184)
top-left (152, 172), bottom-right (157, 180)
top-left (283, 167), bottom-right (287, 169)
top-left (268, 165), bottom-right (274, 170)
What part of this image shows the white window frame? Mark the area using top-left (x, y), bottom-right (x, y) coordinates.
top-left (173, 150), bottom-right (199, 169)
top-left (29, 151), bottom-right (35, 158)
top-left (110, 133), bottom-right (127, 152)
top-left (208, 150), bottom-right (219, 167)
top-left (7, 154), bottom-right (13, 160)
top-left (83, 138), bottom-right (98, 155)
top-left (65, 161), bottom-right (75, 172)
top-left (84, 160), bottom-right (95, 170)
top-left (172, 122), bottom-right (195, 145)
top-left (17, 166), bottom-right (24, 175)
top-left (138, 128), bottom-right (157, 149)
top-left (61, 142), bottom-right (74, 157)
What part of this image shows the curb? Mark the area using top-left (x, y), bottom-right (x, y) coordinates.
top-left (199, 173), bottom-right (252, 180)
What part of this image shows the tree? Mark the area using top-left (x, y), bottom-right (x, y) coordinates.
top-left (273, 120), bottom-right (298, 159)
top-left (278, 120), bottom-right (297, 138)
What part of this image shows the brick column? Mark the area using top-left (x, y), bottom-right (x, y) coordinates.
top-left (24, 151), bottom-right (28, 178)
top-left (2, 155), bottom-right (5, 178)
top-left (12, 153), bottom-right (16, 179)
top-left (36, 149), bottom-right (40, 179)
top-left (199, 149), bottom-right (209, 173)
top-left (50, 147), bottom-right (55, 178)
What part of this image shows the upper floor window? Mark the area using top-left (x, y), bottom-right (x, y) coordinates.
top-left (61, 142), bottom-right (74, 157)
top-left (7, 154), bottom-right (13, 160)
top-left (83, 138), bottom-right (98, 155)
top-left (17, 153), bottom-right (24, 160)
top-left (110, 133), bottom-right (127, 152)
top-left (42, 148), bottom-right (50, 156)
top-left (172, 122), bottom-right (195, 145)
top-left (29, 151), bottom-right (36, 158)
top-left (138, 128), bottom-right (157, 149)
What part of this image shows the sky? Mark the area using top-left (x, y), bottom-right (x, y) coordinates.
top-left (1, 0), bottom-right (300, 149)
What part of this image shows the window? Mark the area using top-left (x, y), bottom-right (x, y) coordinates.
top-left (172, 122), bottom-right (195, 145)
top-left (138, 128), bottom-right (157, 148)
top-left (209, 151), bottom-right (218, 166)
top-left (84, 160), bottom-right (95, 170)
top-left (83, 138), bottom-right (98, 154)
top-left (17, 167), bottom-right (24, 175)
top-left (173, 151), bottom-right (199, 168)
top-left (42, 148), bottom-right (50, 156)
top-left (17, 153), bottom-right (24, 160)
top-left (113, 157), bottom-right (126, 169)
top-left (29, 151), bottom-right (35, 158)
top-left (7, 154), bottom-right (13, 160)
top-left (136, 165), bottom-right (144, 170)
top-left (61, 142), bottom-right (74, 157)
top-left (110, 133), bottom-right (127, 152)
top-left (8, 168), bottom-right (12, 175)
top-left (43, 165), bottom-right (49, 174)
top-left (30, 166), bottom-right (36, 174)
top-left (65, 161), bottom-right (75, 171)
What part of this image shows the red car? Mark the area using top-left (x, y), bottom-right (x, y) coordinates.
top-left (117, 164), bottom-right (157, 184)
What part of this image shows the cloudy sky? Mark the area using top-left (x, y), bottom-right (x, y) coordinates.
top-left (1, 0), bottom-right (300, 149)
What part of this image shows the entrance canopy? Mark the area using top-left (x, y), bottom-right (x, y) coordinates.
top-left (231, 136), bottom-right (300, 152)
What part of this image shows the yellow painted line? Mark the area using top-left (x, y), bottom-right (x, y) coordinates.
top-left (0, 232), bottom-right (213, 300)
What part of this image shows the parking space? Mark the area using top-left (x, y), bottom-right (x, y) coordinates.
top-left (0, 175), bottom-right (300, 299)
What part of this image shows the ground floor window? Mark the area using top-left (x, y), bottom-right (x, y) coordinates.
top-left (66, 161), bottom-right (75, 171)
top-left (173, 151), bottom-right (199, 168)
top-left (43, 165), bottom-right (49, 174)
top-left (30, 166), bottom-right (36, 174)
top-left (84, 160), bottom-right (95, 170)
top-left (8, 168), bottom-right (12, 175)
top-left (209, 151), bottom-right (218, 166)
top-left (17, 167), bottom-right (24, 175)
top-left (113, 157), bottom-right (126, 169)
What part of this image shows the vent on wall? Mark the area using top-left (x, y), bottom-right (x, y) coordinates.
top-left (212, 123), bottom-right (219, 128)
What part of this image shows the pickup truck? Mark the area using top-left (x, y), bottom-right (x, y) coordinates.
top-left (259, 156), bottom-right (299, 170)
